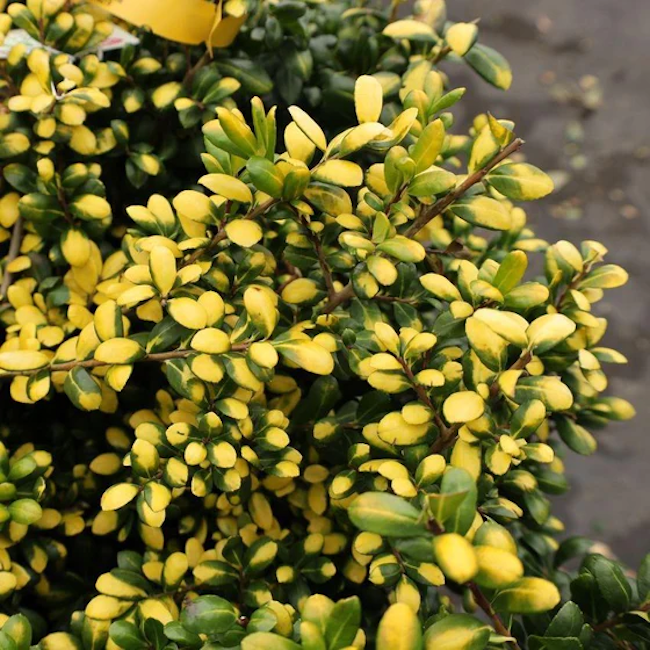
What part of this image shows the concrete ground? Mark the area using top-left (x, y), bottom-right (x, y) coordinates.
top-left (447, 0), bottom-right (650, 565)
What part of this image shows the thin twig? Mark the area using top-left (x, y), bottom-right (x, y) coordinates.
top-left (179, 229), bottom-right (227, 269)
top-left (0, 217), bottom-right (24, 300)
top-left (469, 583), bottom-right (521, 650)
top-left (405, 138), bottom-right (524, 237)
top-left (431, 45), bottom-right (452, 64)
top-left (183, 50), bottom-right (212, 89)
top-left (592, 602), bottom-right (650, 633)
top-left (489, 350), bottom-right (532, 399)
top-left (0, 343), bottom-right (250, 378)
top-left (301, 217), bottom-right (335, 299)
top-left (179, 198), bottom-right (278, 269)
top-left (320, 139), bottom-right (525, 314)
top-left (321, 282), bottom-right (354, 315)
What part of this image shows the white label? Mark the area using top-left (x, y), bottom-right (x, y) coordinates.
top-left (0, 26), bottom-right (140, 59)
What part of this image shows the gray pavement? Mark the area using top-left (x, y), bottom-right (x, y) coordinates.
top-left (448, 0), bottom-right (650, 565)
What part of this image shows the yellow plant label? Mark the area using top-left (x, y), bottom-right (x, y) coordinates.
top-left (89, 0), bottom-right (246, 47)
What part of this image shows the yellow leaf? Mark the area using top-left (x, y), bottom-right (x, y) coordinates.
top-left (167, 297), bottom-right (208, 330)
top-left (149, 246), bottom-right (177, 296)
top-left (313, 160), bottom-right (363, 187)
top-left (191, 328), bottom-right (231, 354)
top-left (288, 105), bottom-right (327, 151)
top-left (172, 190), bottom-right (214, 224)
top-left (383, 19), bottom-right (436, 41)
top-left (281, 278), bottom-right (321, 305)
top-left (275, 339), bottom-right (334, 375)
top-left (376, 603), bottom-right (422, 650)
top-left (225, 219), bottom-right (263, 247)
top-left (93, 300), bottom-right (123, 341)
top-left (199, 173), bottom-right (253, 203)
top-left (0, 350), bottom-right (49, 372)
top-left (284, 121), bottom-right (316, 163)
top-left (101, 483), bottom-right (139, 511)
top-left (244, 285), bottom-right (279, 336)
top-left (526, 313), bottom-right (576, 354)
top-left (433, 533), bottom-right (478, 584)
top-left (445, 22), bottom-right (478, 56)
top-left (443, 391), bottom-right (485, 424)
top-left (474, 546), bottom-right (524, 589)
top-left (61, 227), bottom-right (91, 267)
top-left (95, 338), bottom-right (145, 364)
top-left (355, 75), bottom-right (383, 124)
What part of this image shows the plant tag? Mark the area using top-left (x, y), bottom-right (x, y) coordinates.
top-left (93, 24), bottom-right (141, 53)
top-left (0, 29), bottom-right (64, 59)
top-left (88, 0), bottom-right (246, 47)
top-left (0, 26), bottom-right (139, 60)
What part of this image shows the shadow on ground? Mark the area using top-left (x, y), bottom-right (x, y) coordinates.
top-left (448, 0), bottom-right (650, 565)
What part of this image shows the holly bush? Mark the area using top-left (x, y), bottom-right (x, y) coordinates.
top-left (0, 1), bottom-right (647, 649)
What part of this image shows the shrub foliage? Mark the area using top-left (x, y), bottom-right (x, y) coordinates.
top-left (0, 1), bottom-right (646, 649)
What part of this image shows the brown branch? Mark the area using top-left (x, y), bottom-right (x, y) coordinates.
top-left (301, 217), bottom-right (335, 299)
top-left (183, 50), bottom-right (212, 89)
top-left (179, 229), bottom-right (227, 269)
top-left (0, 343), bottom-right (250, 378)
top-left (592, 602), bottom-right (650, 633)
top-left (373, 295), bottom-right (417, 304)
top-left (320, 139), bottom-right (525, 315)
top-left (431, 45), bottom-right (452, 64)
top-left (404, 138), bottom-right (525, 238)
top-left (179, 198), bottom-right (278, 269)
top-left (0, 216), bottom-right (24, 300)
top-left (321, 282), bottom-right (354, 315)
top-left (489, 350), bottom-right (532, 400)
top-left (469, 583), bottom-right (521, 650)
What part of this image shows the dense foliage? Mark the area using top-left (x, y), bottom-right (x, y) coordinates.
top-left (0, 0), bottom-right (647, 649)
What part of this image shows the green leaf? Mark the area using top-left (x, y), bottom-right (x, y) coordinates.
top-left (447, 196), bottom-right (511, 231)
top-left (579, 264), bottom-right (628, 289)
top-left (246, 156), bottom-right (284, 198)
top-left (493, 251), bottom-right (528, 295)
top-left (546, 601), bottom-right (584, 638)
top-left (556, 418), bottom-right (597, 456)
top-left (514, 376), bottom-right (573, 411)
top-left (1, 615), bottom-right (31, 650)
top-left (8, 498), bottom-right (42, 525)
top-left (510, 400), bottom-right (546, 439)
top-left (348, 492), bottom-right (425, 537)
top-left (555, 537), bottom-right (594, 569)
top-left (408, 166), bottom-right (457, 197)
top-left (437, 467), bottom-right (477, 535)
top-left (180, 595), bottom-right (238, 635)
top-left (64, 366), bottom-right (103, 412)
top-left (423, 614), bottom-right (490, 650)
top-left (377, 236), bottom-right (426, 263)
top-left (410, 119), bottom-right (445, 173)
top-left (163, 622), bottom-right (202, 647)
top-left (588, 555), bottom-right (632, 612)
top-left (487, 163), bottom-right (554, 201)
top-left (215, 59), bottom-right (273, 95)
top-left (325, 597), bottom-right (361, 650)
top-left (638, 554), bottom-right (650, 603)
top-left (464, 43), bottom-right (512, 90)
top-left (109, 621), bottom-right (147, 650)
top-left (291, 376), bottom-right (341, 426)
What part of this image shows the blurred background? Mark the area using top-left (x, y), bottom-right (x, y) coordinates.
top-left (446, 0), bottom-right (650, 564)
